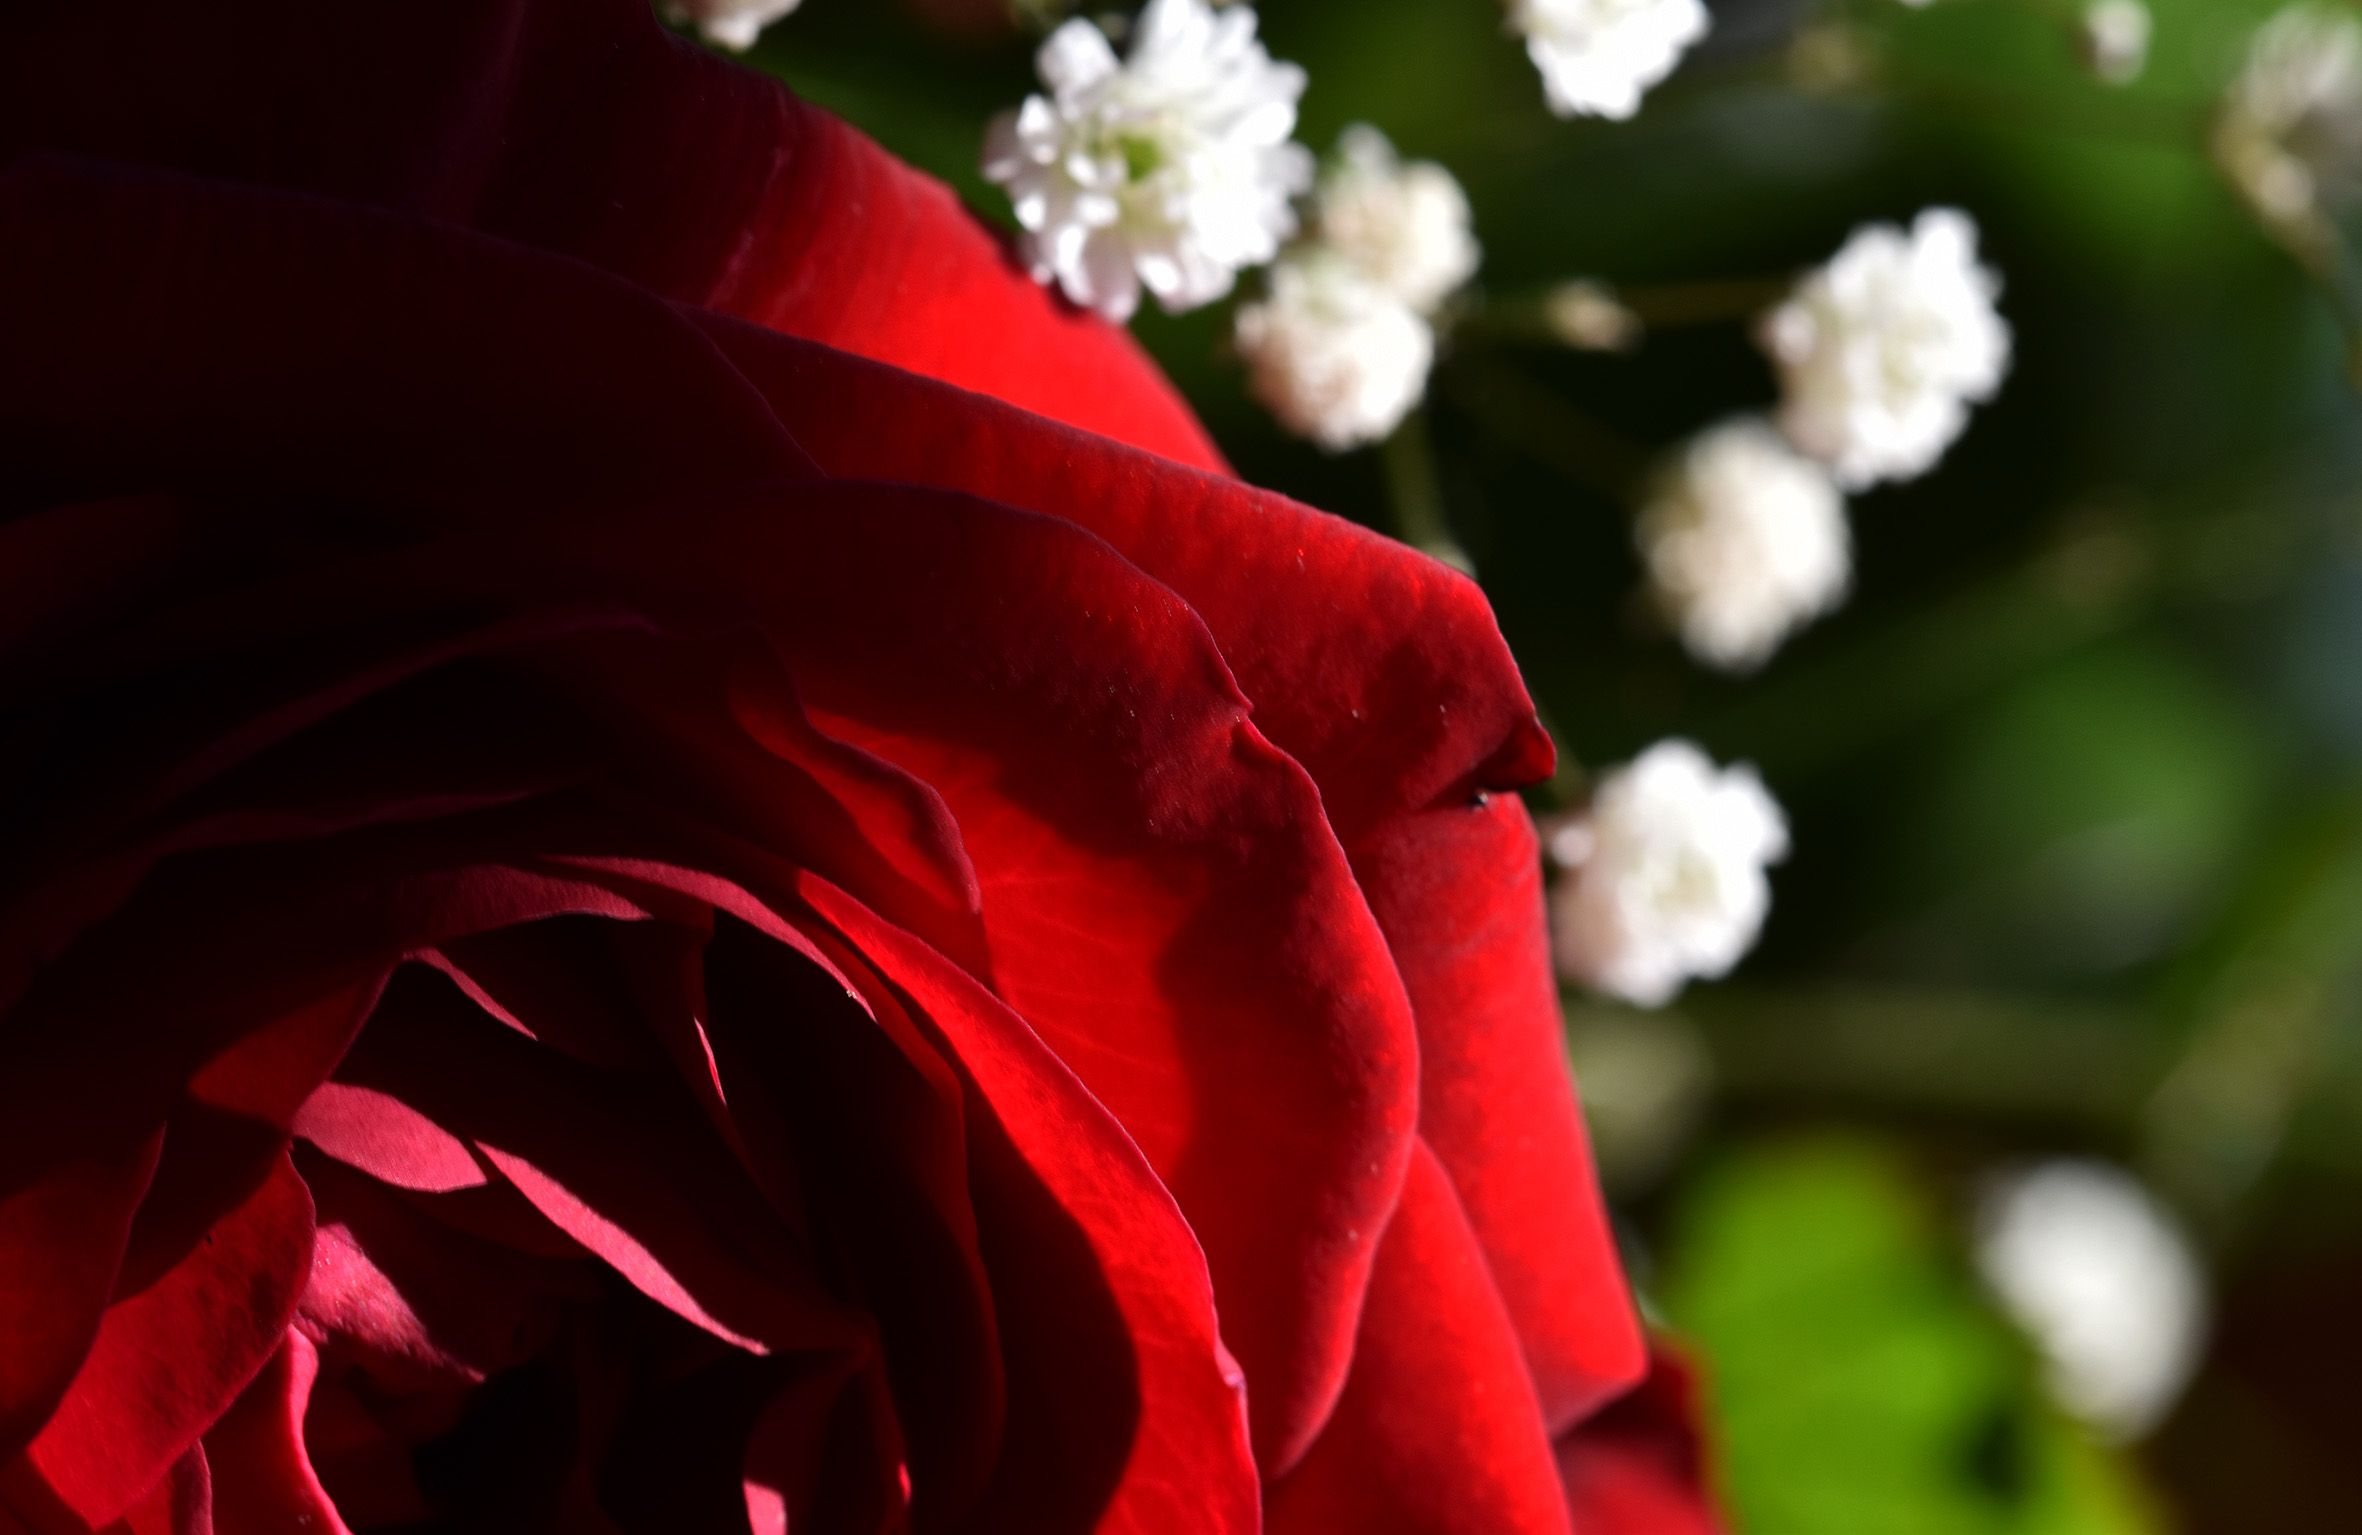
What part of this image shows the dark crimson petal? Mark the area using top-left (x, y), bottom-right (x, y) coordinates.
top-left (1355, 798), bottom-right (1645, 1427)
top-left (6, 1154), bottom-right (313, 1530)
top-left (0, 0), bottom-right (1223, 470)
top-left (0, 1130), bottom-right (161, 1460)
top-left (747, 486), bottom-right (1420, 1469)
top-left (0, 170), bottom-right (986, 1000)
top-left (802, 877), bottom-right (1261, 1535)
top-left (694, 321), bottom-right (1555, 834)
top-left (111, 1447), bottom-right (212, 1535)
top-left (1554, 1346), bottom-right (1727, 1535)
top-left (695, 318), bottom-right (1646, 1429)
top-left (494, 854), bottom-right (1262, 1533)
top-left (293, 1085), bottom-right (490, 1197)
top-left (338, 962), bottom-right (865, 1358)
top-left (0, 140), bottom-right (1424, 1490)
top-left (682, 904), bottom-right (1005, 1525)
top-left (201, 1334), bottom-right (353, 1535)
top-left (296, 1150), bottom-right (592, 1391)
top-left (0, 156), bottom-right (811, 514)
top-left (1266, 1145), bottom-right (1575, 1535)
top-left (115, 981), bottom-right (382, 1300)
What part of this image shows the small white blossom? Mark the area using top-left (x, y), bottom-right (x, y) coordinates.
top-left (1546, 279), bottom-right (1643, 351)
top-left (981, 0), bottom-right (1312, 322)
top-left (1761, 208), bottom-right (2011, 489)
top-left (1550, 741), bottom-right (1788, 1007)
top-left (2215, 4), bottom-right (2362, 228)
top-left (1976, 1160), bottom-right (2208, 1441)
top-left (1236, 257), bottom-right (1434, 451)
top-left (1312, 126), bottom-right (1480, 314)
top-left (666, 0), bottom-right (802, 51)
top-left (2079, 0), bottom-right (2151, 86)
top-left (1510, 0), bottom-right (1711, 121)
top-left (1639, 420), bottom-right (1850, 670)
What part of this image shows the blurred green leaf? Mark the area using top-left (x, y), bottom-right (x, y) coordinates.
top-left (1661, 1138), bottom-right (2164, 1535)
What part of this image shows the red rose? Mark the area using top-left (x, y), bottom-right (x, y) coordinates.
top-left (0, 2), bottom-right (1715, 1530)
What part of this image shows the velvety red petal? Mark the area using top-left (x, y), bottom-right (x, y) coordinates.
top-left (804, 878), bottom-right (1261, 1535)
top-left (292, 1084), bottom-right (489, 1196)
top-left (1554, 1347), bottom-right (1728, 1535)
top-left (1267, 1144), bottom-right (1576, 1535)
top-left (0, 1131), bottom-right (161, 1463)
top-left (0, 166), bottom-right (993, 998)
top-left (0, 0), bottom-right (1222, 470)
top-left (115, 982), bottom-right (381, 1301)
top-left (0, 157), bottom-right (811, 512)
top-left (336, 962), bottom-right (864, 1358)
top-left (112, 1446), bottom-right (211, 1535)
top-left (1356, 798), bottom-right (1645, 1428)
top-left (0, 142), bottom-right (1477, 1492)
top-left (8, 1154), bottom-right (313, 1530)
top-left (662, 888), bottom-right (1004, 1524)
top-left (695, 318), bottom-right (1645, 1427)
top-left (293, 1150), bottom-right (589, 1416)
top-left (690, 319), bottom-right (1554, 833)
top-left (201, 1333), bottom-right (354, 1535)
top-left (746, 485), bottom-right (1420, 1469)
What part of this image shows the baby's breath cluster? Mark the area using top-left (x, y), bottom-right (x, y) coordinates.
top-left (1760, 209), bottom-right (2012, 492)
top-left (1510, 0), bottom-right (1711, 121)
top-left (982, 0), bottom-right (1312, 322)
top-left (2213, 3), bottom-right (2362, 248)
top-left (666, 0), bottom-right (803, 51)
top-left (1637, 420), bottom-right (1851, 672)
top-left (1236, 127), bottom-right (1481, 451)
top-left (1549, 742), bottom-right (1789, 1008)
top-left (1977, 1161), bottom-right (2209, 1441)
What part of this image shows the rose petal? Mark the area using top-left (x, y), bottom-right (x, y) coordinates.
top-left (10, 1153), bottom-right (313, 1529)
top-left (201, 1332), bottom-right (354, 1535)
top-left (743, 484), bottom-right (1420, 1469)
top-left (112, 1445), bottom-right (212, 1535)
top-left (0, 1130), bottom-right (161, 1464)
top-left (0, 157), bottom-right (811, 508)
top-left (1555, 1347), bottom-right (1728, 1535)
top-left (338, 961), bottom-right (863, 1359)
top-left (688, 321), bottom-right (1556, 836)
top-left (295, 1150), bottom-right (589, 1390)
top-left (1267, 1144), bottom-right (1575, 1535)
top-left (1356, 797), bottom-right (1645, 1426)
top-left (805, 878), bottom-right (1262, 1535)
top-left (0, 0), bottom-right (1222, 470)
top-left (695, 318), bottom-right (1643, 1427)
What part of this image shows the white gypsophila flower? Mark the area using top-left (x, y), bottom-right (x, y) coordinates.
top-left (1235, 257), bottom-right (1435, 451)
top-left (2079, 0), bottom-right (2151, 86)
top-left (666, 0), bottom-right (803, 51)
top-left (1509, 0), bottom-right (1710, 121)
top-left (1312, 126), bottom-right (1481, 314)
top-left (1546, 279), bottom-right (1644, 351)
top-left (1549, 741), bottom-right (1788, 1007)
top-left (1639, 420), bottom-right (1851, 671)
top-left (1976, 1160), bottom-right (2209, 1441)
top-left (1761, 208), bottom-right (2011, 490)
top-left (980, 0), bottom-right (1312, 322)
top-left (2215, 4), bottom-right (2362, 227)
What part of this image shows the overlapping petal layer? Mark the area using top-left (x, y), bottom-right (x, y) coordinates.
top-left (0, 0), bottom-right (1221, 471)
top-left (0, 6), bottom-right (1710, 1529)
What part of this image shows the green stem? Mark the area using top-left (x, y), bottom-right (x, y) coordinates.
top-left (1435, 351), bottom-right (1651, 501)
top-left (1852, 71), bottom-right (2211, 155)
top-left (1379, 411), bottom-right (1473, 573)
top-left (1462, 275), bottom-right (1792, 349)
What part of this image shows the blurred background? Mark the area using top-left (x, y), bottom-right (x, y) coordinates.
top-left (732, 0), bottom-right (2362, 1527)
